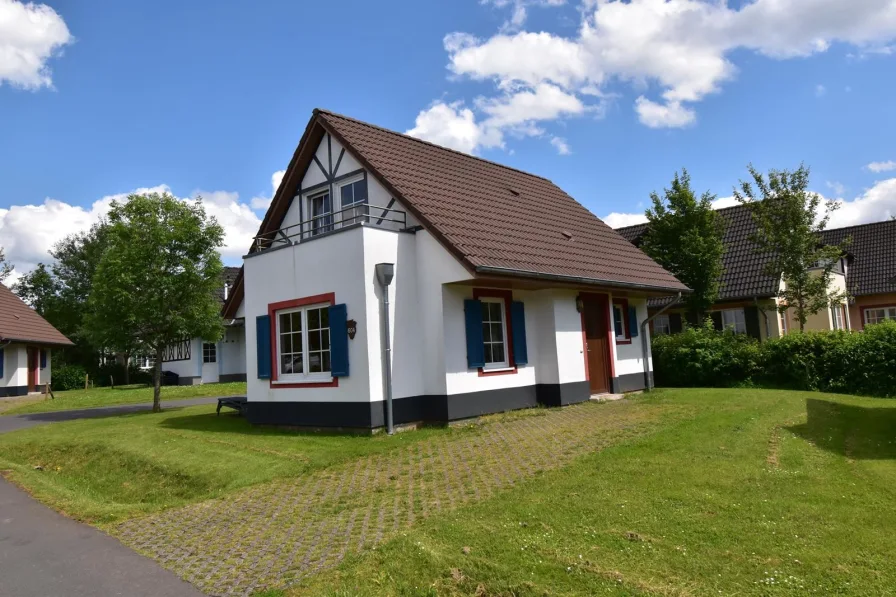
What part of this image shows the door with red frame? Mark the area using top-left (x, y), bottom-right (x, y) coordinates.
top-left (26, 347), bottom-right (39, 393)
top-left (582, 296), bottom-right (611, 394)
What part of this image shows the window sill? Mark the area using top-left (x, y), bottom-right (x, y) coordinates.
top-left (271, 377), bottom-right (338, 388)
top-left (615, 338), bottom-right (632, 345)
top-left (478, 366), bottom-right (518, 377)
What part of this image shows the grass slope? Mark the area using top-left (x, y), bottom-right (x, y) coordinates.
top-left (0, 381), bottom-right (247, 415)
top-left (287, 389), bottom-right (896, 597)
top-left (0, 404), bottom-right (444, 523)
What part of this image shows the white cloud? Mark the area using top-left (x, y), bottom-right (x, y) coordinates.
top-left (249, 170), bottom-right (286, 210)
top-left (0, 0), bottom-right (72, 90)
top-left (480, 0), bottom-right (566, 32)
top-left (550, 136), bottom-right (571, 155)
top-left (866, 160), bottom-right (896, 173)
top-left (0, 183), bottom-right (265, 280)
top-left (406, 101), bottom-right (502, 154)
top-left (419, 0), bottom-right (896, 149)
top-left (605, 182), bottom-right (896, 231)
top-left (815, 84), bottom-right (827, 97)
top-left (826, 181), bottom-right (846, 197)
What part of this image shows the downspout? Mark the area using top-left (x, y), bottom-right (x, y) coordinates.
top-left (375, 263), bottom-right (395, 435)
top-left (754, 296), bottom-right (770, 340)
top-left (639, 292), bottom-right (681, 391)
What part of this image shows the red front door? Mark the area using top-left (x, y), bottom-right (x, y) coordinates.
top-left (27, 347), bottom-right (39, 393)
top-left (582, 296), bottom-right (611, 395)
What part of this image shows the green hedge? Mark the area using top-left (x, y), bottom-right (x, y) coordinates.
top-left (52, 364), bottom-right (88, 391)
top-left (652, 319), bottom-right (896, 398)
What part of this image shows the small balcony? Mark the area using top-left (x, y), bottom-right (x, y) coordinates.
top-left (253, 204), bottom-right (408, 253)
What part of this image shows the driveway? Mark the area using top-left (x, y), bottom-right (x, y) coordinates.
top-left (0, 397), bottom-right (220, 597)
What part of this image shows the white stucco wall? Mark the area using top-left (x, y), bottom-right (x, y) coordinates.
top-left (0, 344), bottom-right (53, 392)
top-left (553, 292), bottom-right (588, 384)
top-left (220, 326), bottom-right (246, 376)
top-left (244, 226), bottom-right (369, 403)
top-left (610, 296), bottom-right (652, 377)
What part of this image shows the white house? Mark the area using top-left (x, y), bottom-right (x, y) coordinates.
top-left (0, 282), bottom-right (73, 396)
top-left (149, 267), bottom-right (247, 385)
top-left (222, 109), bottom-right (688, 429)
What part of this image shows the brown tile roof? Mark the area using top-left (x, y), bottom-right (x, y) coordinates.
top-left (0, 283), bottom-right (73, 346)
top-left (822, 219), bottom-right (896, 297)
top-left (616, 204), bottom-right (778, 303)
top-left (315, 110), bottom-right (687, 292)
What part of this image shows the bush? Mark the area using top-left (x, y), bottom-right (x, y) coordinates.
top-left (652, 319), bottom-right (762, 388)
top-left (53, 364), bottom-right (88, 391)
top-left (652, 319), bottom-right (896, 398)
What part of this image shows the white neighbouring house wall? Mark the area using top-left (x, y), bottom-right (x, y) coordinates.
top-left (0, 344), bottom-right (52, 395)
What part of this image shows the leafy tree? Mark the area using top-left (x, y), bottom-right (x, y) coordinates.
top-left (87, 193), bottom-right (224, 411)
top-left (734, 164), bottom-right (849, 332)
top-left (13, 263), bottom-right (59, 316)
top-left (0, 247), bottom-right (12, 282)
top-left (641, 169), bottom-right (726, 321)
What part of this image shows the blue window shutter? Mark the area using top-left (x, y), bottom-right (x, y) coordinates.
top-left (510, 301), bottom-right (528, 366)
top-left (329, 304), bottom-right (349, 377)
top-left (464, 299), bottom-right (485, 368)
top-left (256, 315), bottom-right (271, 379)
top-left (40, 349), bottom-right (47, 369)
top-left (629, 306), bottom-right (639, 338)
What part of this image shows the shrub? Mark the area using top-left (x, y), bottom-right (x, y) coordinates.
top-left (652, 319), bottom-right (762, 388)
top-left (53, 364), bottom-right (88, 391)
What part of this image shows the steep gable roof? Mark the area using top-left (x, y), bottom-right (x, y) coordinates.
top-left (821, 219), bottom-right (896, 297)
top-left (0, 283), bottom-right (73, 346)
top-left (616, 203), bottom-right (778, 302)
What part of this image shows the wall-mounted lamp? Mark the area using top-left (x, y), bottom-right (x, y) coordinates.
top-left (575, 296), bottom-right (584, 313)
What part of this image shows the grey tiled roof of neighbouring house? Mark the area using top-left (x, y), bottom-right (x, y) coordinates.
top-left (821, 218), bottom-right (896, 297)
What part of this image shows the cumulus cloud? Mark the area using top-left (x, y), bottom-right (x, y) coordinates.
top-left (249, 170), bottom-right (286, 210)
top-left (604, 181), bottom-right (896, 231)
top-left (550, 136), bottom-right (571, 155)
top-left (0, 183), bottom-right (267, 279)
top-left (866, 160), bottom-right (896, 172)
top-left (413, 0), bottom-right (896, 151)
top-left (480, 0), bottom-right (566, 32)
top-left (0, 0), bottom-right (72, 90)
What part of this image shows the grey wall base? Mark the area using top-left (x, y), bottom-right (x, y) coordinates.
top-left (177, 376), bottom-right (202, 386)
top-left (219, 373), bottom-right (247, 383)
top-left (245, 381), bottom-right (590, 430)
top-left (0, 385), bottom-right (28, 398)
top-left (611, 372), bottom-right (651, 394)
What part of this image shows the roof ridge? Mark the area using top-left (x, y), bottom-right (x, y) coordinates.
top-left (314, 108), bottom-right (554, 183)
top-left (823, 218), bottom-right (896, 234)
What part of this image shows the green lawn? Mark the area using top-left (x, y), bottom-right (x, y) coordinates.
top-left (0, 381), bottom-right (247, 416)
top-left (285, 389), bottom-right (896, 597)
top-left (0, 403), bottom-right (445, 522)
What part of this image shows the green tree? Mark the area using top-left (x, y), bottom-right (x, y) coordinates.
top-left (86, 193), bottom-right (225, 411)
top-left (641, 169), bottom-right (726, 321)
top-left (734, 164), bottom-right (849, 332)
top-left (13, 263), bottom-right (59, 316)
top-left (0, 247), bottom-right (13, 282)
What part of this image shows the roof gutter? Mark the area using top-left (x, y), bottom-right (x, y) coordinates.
top-left (473, 266), bottom-right (690, 295)
top-left (639, 292), bottom-right (681, 392)
top-left (0, 336), bottom-right (74, 347)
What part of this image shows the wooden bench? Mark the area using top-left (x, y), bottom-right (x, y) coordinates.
top-left (217, 396), bottom-right (248, 416)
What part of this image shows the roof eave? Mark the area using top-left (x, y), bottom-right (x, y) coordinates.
top-left (0, 335), bottom-right (75, 347)
top-left (473, 265), bottom-right (692, 295)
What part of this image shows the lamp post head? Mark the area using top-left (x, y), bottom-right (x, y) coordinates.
top-left (375, 263), bottom-right (394, 287)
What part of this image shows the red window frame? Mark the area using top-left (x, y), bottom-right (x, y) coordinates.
top-left (472, 288), bottom-right (518, 377)
top-left (268, 292), bottom-right (338, 389)
top-left (611, 298), bottom-right (631, 345)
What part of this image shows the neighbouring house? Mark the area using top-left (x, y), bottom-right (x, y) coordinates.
top-left (821, 218), bottom-right (896, 329)
top-left (136, 266), bottom-right (247, 384)
top-left (0, 282), bottom-right (74, 396)
top-left (221, 109), bottom-right (687, 430)
top-left (616, 204), bottom-right (869, 339)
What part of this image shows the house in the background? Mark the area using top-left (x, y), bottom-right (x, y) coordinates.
top-left (616, 204), bottom-right (859, 339)
top-left (0, 282), bottom-right (74, 396)
top-left (222, 109), bottom-right (687, 430)
top-left (822, 218), bottom-right (896, 329)
top-left (144, 266), bottom-right (247, 384)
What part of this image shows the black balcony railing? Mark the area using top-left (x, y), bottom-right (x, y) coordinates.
top-left (253, 204), bottom-right (407, 251)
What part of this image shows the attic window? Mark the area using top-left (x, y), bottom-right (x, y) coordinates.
top-left (561, 231), bottom-right (573, 240)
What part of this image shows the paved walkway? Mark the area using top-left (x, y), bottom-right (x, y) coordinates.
top-left (0, 397), bottom-right (221, 597)
top-left (114, 399), bottom-right (673, 596)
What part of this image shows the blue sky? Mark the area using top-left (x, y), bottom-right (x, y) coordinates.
top-left (1, 0), bottom-right (895, 278)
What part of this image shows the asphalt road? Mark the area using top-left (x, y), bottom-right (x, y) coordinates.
top-left (0, 396), bottom-right (223, 597)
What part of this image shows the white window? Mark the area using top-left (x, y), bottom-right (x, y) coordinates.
top-left (481, 298), bottom-right (509, 369)
top-left (612, 303), bottom-right (629, 341)
top-left (202, 342), bottom-right (217, 363)
top-left (864, 306), bottom-right (896, 326)
top-left (831, 305), bottom-right (845, 330)
top-left (779, 310), bottom-right (788, 335)
top-left (277, 303), bottom-right (331, 381)
top-left (309, 191), bottom-right (333, 236)
top-left (654, 314), bottom-right (671, 336)
top-left (339, 178), bottom-right (368, 226)
top-left (721, 308), bottom-right (747, 334)
top-left (135, 354), bottom-right (155, 370)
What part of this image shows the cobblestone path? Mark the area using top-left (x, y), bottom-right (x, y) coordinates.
top-left (113, 399), bottom-right (671, 596)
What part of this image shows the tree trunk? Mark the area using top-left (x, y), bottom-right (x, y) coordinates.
top-left (152, 345), bottom-right (163, 413)
top-left (123, 351), bottom-right (131, 385)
